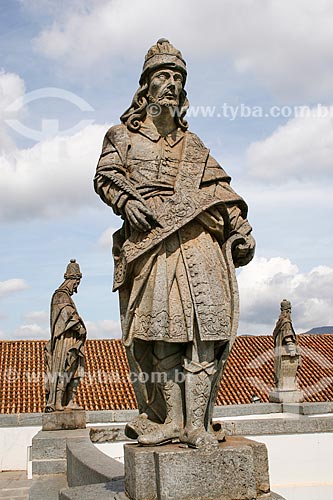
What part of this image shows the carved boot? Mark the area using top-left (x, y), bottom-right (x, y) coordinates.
top-left (65, 379), bottom-right (83, 410)
top-left (138, 380), bottom-right (183, 445)
top-left (125, 413), bottom-right (161, 440)
top-left (180, 360), bottom-right (218, 449)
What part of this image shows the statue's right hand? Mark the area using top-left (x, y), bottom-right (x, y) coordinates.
top-left (124, 199), bottom-right (155, 232)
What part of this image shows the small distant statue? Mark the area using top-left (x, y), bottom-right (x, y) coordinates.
top-left (270, 299), bottom-right (302, 403)
top-left (45, 259), bottom-right (87, 412)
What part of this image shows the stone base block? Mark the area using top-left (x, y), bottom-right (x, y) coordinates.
top-left (42, 410), bottom-right (86, 431)
top-left (124, 437), bottom-right (285, 500)
top-left (32, 457), bottom-right (67, 475)
top-left (269, 389), bottom-right (303, 403)
top-left (59, 483), bottom-right (284, 500)
top-left (31, 429), bottom-right (88, 477)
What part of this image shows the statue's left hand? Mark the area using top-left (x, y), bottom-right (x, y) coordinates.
top-left (233, 234), bottom-right (255, 267)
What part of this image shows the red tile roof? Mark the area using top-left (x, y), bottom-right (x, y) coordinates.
top-left (0, 335), bottom-right (333, 414)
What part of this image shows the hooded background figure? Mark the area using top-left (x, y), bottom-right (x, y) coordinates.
top-left (272, 299), bottom-right (301, 391)
top-left (94, 39), bottom-right (255, 448)
top-left (45, 259), bottom-right (86, 412)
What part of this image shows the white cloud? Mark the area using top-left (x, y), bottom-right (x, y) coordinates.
top-left (238, 257), bottom-right (333, 335)
top-left (0, 279), bottom-right (29, 299)
top-left (30, 0), bottom-right (333, 99)
top-left (20, 0), bottom-right (106, 19)
top-left (1, 316), bottom-right (120, 341)
top-left (86, 319), bottom-right (121, 339)
top-left (0, 123), bottom-right (109, 221)
top-left (0, 311), bottom-right (50, 340)
top-left (23, 310), bottom-right (48, 324)
top-left (0, 279), bottom-right (30, 339)
top-left (12, 323), bottom-right (49, 340)
top-left (3, 316), bottom-right (121, 340)
top-left (0, 71), bottom-right (25, 152)
top-left (98, 226), bottom-right (117, 251)
top-left (247, 109), bottom-right (333, 182)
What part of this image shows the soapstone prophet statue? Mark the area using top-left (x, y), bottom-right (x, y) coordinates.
top-left (94, 39), bottom-right (255, 448)
top-left (45, 259), bottom-right (87, 412)
top-left (272, 299), bottom-right (301, 391)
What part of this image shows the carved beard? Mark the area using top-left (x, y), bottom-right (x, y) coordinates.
top-left (147, 93), bottom-right (179, 108)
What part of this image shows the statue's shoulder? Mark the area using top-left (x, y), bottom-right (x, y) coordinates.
top-left (184, 130), bottom-right (231, 183)
top-left (273, 316), bottom-right (291, 336)
top-left (104, 123), bottom-right (130, 146)
top-left (184, 130), bottom-right (207, 150)
top-left (52, 289), bottom-right (72, 306)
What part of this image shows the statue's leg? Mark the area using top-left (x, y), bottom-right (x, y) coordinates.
top-left (138, 341), bottom-right (184, 445)
top-left (65, 378), bottom-right (83, 410)
top-left (205, 340), bottom-right (230, 441)
top-left (125, 340), bottom-right (165, 439)
top-left (45, 370), bottom-right (57, 413)
top-left (180, 335), bottom-right (218, 448)
top-left (55, 375), bottom-right (65, 411)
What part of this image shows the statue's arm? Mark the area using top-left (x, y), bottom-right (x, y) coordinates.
top-left (51, 302), bottom-right (85, 343)
top-left (226, 201), bottom-right (255, 268)
top-left (94, 127), bottom-right (157, 231)
top-left (280, 322), bottom-right (297, 355)
top-left (62, 306), bottom-right (84, 333)
top-left (94, 131), bottom-right (130, 217)
top-left (201, 155), bottom-right (255, 267)
top-left (71, 319), bottom-right (87, 338)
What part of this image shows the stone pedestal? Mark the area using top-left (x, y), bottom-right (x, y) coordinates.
top-left (42, 410), bottom-right (86, 431)
top-left (124, 437), bottom-right (285, 500)
top-left (269, 389), bottom-right (303, 404)
top-left (31, 428), bottom-right (88, 476)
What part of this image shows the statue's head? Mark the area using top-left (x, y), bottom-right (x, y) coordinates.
top-left (140, 38), bottom-right (187, 87)
top-left (280, 299), bottom-right (291, 313)
top-left (64, 258), bottom-right (82, 294)
top-left (121, 39), bottom-right (189, 131)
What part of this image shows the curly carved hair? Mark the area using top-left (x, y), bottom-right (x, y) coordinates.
top-left (120, 78), bottom-right (189, 132)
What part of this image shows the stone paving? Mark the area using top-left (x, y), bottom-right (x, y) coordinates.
top-left (29, 474), bottom-right (67, 500)
top-left (0, 471), bottom-right (30, 499)
top-left (0, 471), bottom-right (67, 500)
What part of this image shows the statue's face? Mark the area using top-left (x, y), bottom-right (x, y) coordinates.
top-left (147, 68), bottom-right (183, 107)
top-left (72, 279), bottom-right (80, 294)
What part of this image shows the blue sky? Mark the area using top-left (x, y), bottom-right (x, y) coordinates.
top-left (1, 0), bottom-right (333, 340)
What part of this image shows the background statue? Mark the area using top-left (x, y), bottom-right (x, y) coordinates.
top-left (272, 299), bottom-right (301, 392)
top-left (94, 39), bottom-right (255, 448)
top-left (45, 259), bottom-right (87, 412)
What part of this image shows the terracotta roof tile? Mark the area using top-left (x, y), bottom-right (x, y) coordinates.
top-left (0, 334), bottom-right (333, 413)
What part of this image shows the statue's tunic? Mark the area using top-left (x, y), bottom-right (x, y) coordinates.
top-left (45, 288), bottom-right (86, 408)
top-left (94, 122), bottom-right (253, 347)
top-left (272, 314), bottom-right (298, 387)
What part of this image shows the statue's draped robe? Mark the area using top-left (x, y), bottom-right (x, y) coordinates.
top-left (272, 314), bottom-right (298, 388)
top-left (45, 288), bottom-right (86, 410)
top-left (94, 122), bottom-right (254, 420)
